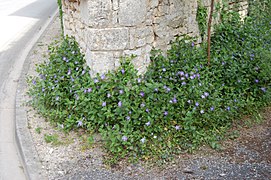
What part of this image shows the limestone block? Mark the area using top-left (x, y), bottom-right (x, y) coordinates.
top-left (150, 0), bottom-right (159, 9)
top-left (86, 51), bottom-right (116, 76)
top-left (87, 28), bottom-right (129, 50)
top-left (118, 0), bottom-right (147, 26)
top-left (86, 0), bottom-right (112, 27)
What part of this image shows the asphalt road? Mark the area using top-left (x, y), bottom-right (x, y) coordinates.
top-left (0, 0), bottom-right (57, 179)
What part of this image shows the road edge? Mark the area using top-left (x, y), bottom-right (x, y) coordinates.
top-left (15, 10), bottom-right (59, 180)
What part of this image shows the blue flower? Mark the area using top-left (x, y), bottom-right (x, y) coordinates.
top-left (87, 88), bottom-right (92, 93)
top-left (175, 125), bottom-right (180, 130)
top-left (77, 121), bottom-right (83, 127)
top-left (67, 69), bottom-right (71, 75)
top-left (255, 79), bottom-right (259, 83)
top-left (122, 136), bottom-right (128, 141)
top-left (178, 71), bottom-right (184, 76)
top-left (210, 106), bottom-right (215, 111)
top-left (261, 87), bottom-right (266, 92)
top-left (100, 74), bottom-right (106, 80)
top-left (226, 106), bottom-right (231, 111)
top-left (204, 92), bottom-right (209, 97)
top-left (164, 111), bottom-right (168, 116)
top-left (146, 121), bottom-right (151, 126)
top-left (119, 90), bottom-right (124, 94)
top-left (195, 102), bottom-right (199, 107)
top-left (121, 69), bottom-right (125, 74)
top-left (162, 68), bottom-right (166, 72)
top-left (94, 79), bottom-right (99, 83)
top-left (82, 70), bottom-right (85, 75)
top-left (137, 78), bottom-right (142, 83)
top-left (154, 88), bottom-right (158, 92)
top-left (146, 108), bottom-right (149, 113)
top-left (140, 137), bottom-right (146, 143)
top-left (107, 93), bottom-right (111, 98)
top-left (191, 42), bottom-right (195, 47)
top-left (140, 103), bottom-right (145, 108)
top-left (126, 116), bottom-right (131, 120)
top-left (118, 101), bottom-right (122, 107)
top-left (140, 91), bottom-right (145, 97)
top-left (102, 102), bottom-right (106, 107)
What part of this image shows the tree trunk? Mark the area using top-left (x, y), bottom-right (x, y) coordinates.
top-left (207, 0), bottom-right (215, 66)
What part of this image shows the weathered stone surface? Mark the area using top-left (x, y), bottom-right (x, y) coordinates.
top-left (62, 0), bottom-right (248, 75)
top-left (118, 0), bottom-right (147, 26)
top-left (87, 28), bottom-right (129, 50)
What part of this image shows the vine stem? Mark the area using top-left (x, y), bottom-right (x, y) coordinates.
top-left (207, 0), bottom-right (215, 66)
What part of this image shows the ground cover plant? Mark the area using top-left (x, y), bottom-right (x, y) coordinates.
top-left (28, 0), bottom-right (271, 164)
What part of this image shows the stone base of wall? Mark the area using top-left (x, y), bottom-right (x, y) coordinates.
top-left (62, 0), bottom-right (248, 75)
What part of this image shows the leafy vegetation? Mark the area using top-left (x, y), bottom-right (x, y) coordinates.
top-left (28, 0), bottom-right (271, 164)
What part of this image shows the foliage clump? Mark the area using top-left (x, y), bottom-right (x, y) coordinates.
top-left (28, 0), bottom-right (271, 163)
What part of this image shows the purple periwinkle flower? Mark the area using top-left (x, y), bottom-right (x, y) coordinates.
top-left (140, 91), bottom-right (145, 97)
top-left (154, 88), bottom-right (158, 92)
top-left (191, 42), bottom-right (195, 47)
top-left (255, 79), bottom-right (259, 83)
top-left (162, 68), bottom-right (166, 72)
top-left (118, 101), bottom-right (122, 107)
top-left (173, 97), bottom-right (177, 103)
top-left (67, 69), bottom-right (71, 75)
top-left (140, 137), bottom-right (146, 143)
top-left (195, 102), bottom-right (199, 107)
top-left (226, 106), bottom-right (231, 111)
top-left (100, 74), bottom-right (106, 80)
top-left (94, 79), bottom-right (99, 83)
top-left (84, 89), bottom-right (87, 93)
top-left (179, 71), bottom-right (184, 76)
top-left (140, 103), bottom-right (145, 108)
top-left (201, 95), bottom-right (206, 99)
top-left (200, 110), bottom-right (204, 114)
top-left (181, 82), bottom-right (186, 85)
top-left (82, 70), bottom-right (85, 75)
top-left (122, 136), bottom-right (128, 141)
top-left (87, 88), bottom-right (92, 93)
top-left (187, 100), bottom-right (191, 104)
top-left (137, 78), bottom-right (142, 83)
top-left (185, 73), bottom-right (189, 78)
top-left (204, 92), bottom-right (209, 97)
top-left (164, 111), bottom-right (168, 116)
top-left (222, 62), bottom-right (225, 65)
top-left (210, 106), bottom-right (215, 111)
top-left (181, 77), bottom-right (185, 81)
top-left (146, 108), bottom-right (149, 113)
top-left (107, 93), bottom-right (111, 98)
top-left (102, 102), bottom-right (106, 107)
top-left (42, 88), bottom-right (45, 92)
top-left (63, 56), bottom-right (67, 61)
top-left (77, 121), bottom-right (83, 127)
top-left (119, 90), bottom-right (124, 94)
top-left (175, 125), bottom-right (180, 130)
top-left (32, 80), bottom-right (36, 85)
top-left (261, 87), bottom-right (266, 92)
top-left (126, 116), bottom-right (131, 120)
top-left (121, 69), bottom-right (125, 74)
top-left (56, 96), bottom-right (59, 101)
top-left (146, 121), bottom-right (151, 126)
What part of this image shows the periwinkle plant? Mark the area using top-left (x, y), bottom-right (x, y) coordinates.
top-left (28, 4), bottom-right (271, 164)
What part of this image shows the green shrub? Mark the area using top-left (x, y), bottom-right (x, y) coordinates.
top-left (28, 2), bottom-right (271, 163)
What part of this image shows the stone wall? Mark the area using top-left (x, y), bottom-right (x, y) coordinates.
top-left (62, 0), bottom-right (248, 75)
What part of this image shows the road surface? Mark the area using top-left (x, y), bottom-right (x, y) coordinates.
top-left (0, 0), bottom-right (57, 179)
